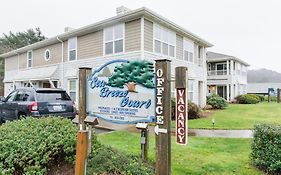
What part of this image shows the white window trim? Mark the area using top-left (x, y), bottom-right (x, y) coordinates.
top-left (68, 37), bottom-right (77, 61)
top-left (183, 38), bottom-right (194, 63)
top-left (188, 79), bottom-right (194, 102)
top-left (44, 49), bottom-right (51, 61)
top-left (153, 23), bottom-right (176, 58)
top-left (103, 23), bottom-right (125, 55)
top-left (26, 50), bottom-right (33, 68)
top-left (68, 79), bottom-right (78, 102)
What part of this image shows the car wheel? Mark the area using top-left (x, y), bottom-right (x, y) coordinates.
top-left (18, 113), bottom-right (27, 120)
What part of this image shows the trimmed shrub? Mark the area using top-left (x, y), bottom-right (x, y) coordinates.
top-left (171, 98), bottom-right (201, 120)
top-left (236, 94), bottom-right (260, 104)
top-left (207, 94), bottom-right (228, 109)
top-left (0, 117), bottom-right (153, 175)
top-left (0, 117), bottom-right (77, 175)
top-left (188, 100), bottom-right (200, 119)
top-left (257, 95), bottom-right (265, 101)
top-left (251, 124), bottom-right (281, 174)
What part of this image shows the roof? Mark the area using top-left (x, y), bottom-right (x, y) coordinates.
top-left (4, 65), bottom-right (59, 82)
top-left (0, 7), bottom-right (213, 58)
top-left (206, 51), bottom-right (250, 66)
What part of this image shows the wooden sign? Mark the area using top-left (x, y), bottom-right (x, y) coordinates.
top-left (175, 67), bottom-right (188, 145)
top-left (155, 59), bottom-right (171, 175)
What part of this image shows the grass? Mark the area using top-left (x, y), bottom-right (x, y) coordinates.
top-left (181, 102), bottom-right (281, 130)
top-left (97, 131), bottom-right (263, 175)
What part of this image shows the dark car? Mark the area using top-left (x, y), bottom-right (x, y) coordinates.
top-left (0, 88), bottom-right (76, 123)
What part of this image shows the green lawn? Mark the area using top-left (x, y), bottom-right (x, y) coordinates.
top-left (97, 131), bottom-right (263, 175)
top-left (184, 102), bottom-right (281, 130)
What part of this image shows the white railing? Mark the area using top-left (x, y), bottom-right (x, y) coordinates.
top-left (207, 70), bottom-right (227, 76)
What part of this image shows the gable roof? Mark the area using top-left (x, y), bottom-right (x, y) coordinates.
top-left (206, 51), bottom-right (250, 66)
top-left (0, 7), bottom-right (213, 58)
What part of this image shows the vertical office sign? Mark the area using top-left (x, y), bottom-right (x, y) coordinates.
top-left (175, 67), bottom-right (188, 145)
top-left (155, 59), bottom-right (171, 175)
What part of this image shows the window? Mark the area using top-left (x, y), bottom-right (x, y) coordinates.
top-left (6, 90), bottom-right (17, 102)
top-left (27, 51), bottom-right (33, 68)
top-left (154, 25), bottom-right (176, 57)
top-left (44, 49), bottom-right (51, 61)
top-left (68, 79), bottom-right (77, 101)
top-left (183, 39), bottom-right (194, 62)
top-left (14, 90), bottom-right (30, 101)
top-left (36, 91), bottom-right (71, 101)
top-left (68, 37), bottom-right (77, 61)
top-left (216, 63), bottom-right (227, 75)
top-left (188, 80), bottom-right (194, 102)
top-left (104, 24), bottom-right (124, 55)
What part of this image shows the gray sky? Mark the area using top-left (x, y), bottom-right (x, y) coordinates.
top-left (1, 0), bottom-right (281, 72)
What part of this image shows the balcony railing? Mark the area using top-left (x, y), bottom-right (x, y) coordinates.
top-left (207, 70), bottom-right (227, 76)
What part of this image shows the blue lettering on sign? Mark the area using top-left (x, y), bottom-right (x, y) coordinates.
top-left (90, 75), bottom-right (152, 110)
top-left (120, 97), bottom-right (151, 109)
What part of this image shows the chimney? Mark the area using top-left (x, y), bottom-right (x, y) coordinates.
top-left (64, 27), bottom-right (75, 33)
top-left (116, 6), bottom-right (131, 15)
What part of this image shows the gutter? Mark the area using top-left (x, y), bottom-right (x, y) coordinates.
top-left (56, 37), bottom-right (64, 88)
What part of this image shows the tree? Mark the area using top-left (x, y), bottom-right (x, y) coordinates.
top-left (107, 60), bottom-right (154, 92)
top-left (0, 27), bottom-right (46, 53)
top-left (0, 28), bottom-right (46, 95)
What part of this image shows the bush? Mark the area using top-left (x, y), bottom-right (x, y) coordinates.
top-left (257, 95), bottom-right (265, 101)
top-left (207, 94), bottom-right (228, 109)
top-left (171, 98), bottom-right (201, 120)
top-left (251, 124), bottom-right (281, 174)
top-left (0, 117), bottom-right (77, 175)
top-left (236, 94), bottom-right (260, 104)
top-left (0, 117), bottom-right (154, 175)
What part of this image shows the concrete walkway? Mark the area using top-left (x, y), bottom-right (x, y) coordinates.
top-left (94, 119), bottom-right (254, 138)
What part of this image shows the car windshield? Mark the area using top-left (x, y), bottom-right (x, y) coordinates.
top-left (36, 91), bottom-right (71, 101)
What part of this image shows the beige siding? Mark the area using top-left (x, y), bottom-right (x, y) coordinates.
top-left (77, 30), bottom-right (103, 59)
top-left (125, 19), bottom-right (141, 52)
top-left (144, 19), bottom-right (153, 52)
top-left (32, 43), bottom-right (62, 67)
top-left (19, 53), bottom-right (27, 69)
top-left (5, 55), bottom-right (18, 71)
top-left (176, 34), bottom-right (183, 60)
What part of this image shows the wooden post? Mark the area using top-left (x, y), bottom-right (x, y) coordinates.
top-left (175, 67), bottom-right (188, 145)
top-left (268, 88), bottom-right (270, 103)
top-left (155, 59), bottom-right (171, 175)
top-left (75, 67), bottom-right (92, 175)
top-left (277, 88), bottom-right (280, 103)
top-left (141, 128), bottom-right (149, 161)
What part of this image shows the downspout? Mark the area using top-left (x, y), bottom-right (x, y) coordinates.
top-left (56, 37), bottom-right (64, 89)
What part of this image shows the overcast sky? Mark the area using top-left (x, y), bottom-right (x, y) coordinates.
top-left (1, 0), bottom-right (280, 72)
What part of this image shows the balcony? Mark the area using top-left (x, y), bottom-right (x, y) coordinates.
top-left (207, 70), bottom-right (227, 76)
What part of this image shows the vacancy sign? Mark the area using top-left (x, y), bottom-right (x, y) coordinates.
top-left (176, 88), bottom-right (187, 145)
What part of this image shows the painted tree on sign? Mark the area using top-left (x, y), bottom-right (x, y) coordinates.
top-left (107, 60), bottom-right (154, 91)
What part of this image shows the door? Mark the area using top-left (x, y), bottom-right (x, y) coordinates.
top-left (217, 86), bottom-right (227, 99)
top-left (2, 90), bottom-right (18, 121)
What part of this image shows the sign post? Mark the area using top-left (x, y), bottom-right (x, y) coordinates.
top-left (175, 67), bottom-right (188, 145)
top-left (75, 67), bottom-right (91, 175)
top-left (155, 59), bottom-right (171, 175)
top-left (278, 88), bottom-right (281, 103)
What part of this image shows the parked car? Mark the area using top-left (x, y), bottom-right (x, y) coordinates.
top-left (0, 88), bottom-right (76, 123)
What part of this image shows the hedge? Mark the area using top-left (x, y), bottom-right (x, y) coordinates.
top-left (251, 124), bottom-right (281, 174)
top-left (171, 98), bottom-right (201, 120)
top-left (207, 94), bottom-right (228, 109)
top-left (0, 117), bottom-right (153, 175)
top-left (235, 94), bottom-right (260, 104)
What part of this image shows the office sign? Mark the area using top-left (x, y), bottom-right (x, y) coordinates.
top-left (86, 60), bottom-right (155, 124)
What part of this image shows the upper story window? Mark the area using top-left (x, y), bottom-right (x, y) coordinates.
top-left (68, 37), bottom-right (77, 61)
top-left (188, 80), bottom-right (194, 102)
top-left (154, 25), bottom-right (176, 57)
top-left (183, 39), bottom-right (194, 63)
top-left (27, 51), bottom-right (33, 68)
top-left (104, 24), bottom-right (124, 55)
top-left (44, 49), bottom-right (51, 61)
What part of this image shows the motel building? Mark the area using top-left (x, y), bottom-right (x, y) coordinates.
top-left (0, 6), bottom-right (213, 107)
top-left (206, 52), bottom-right (250, 101)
